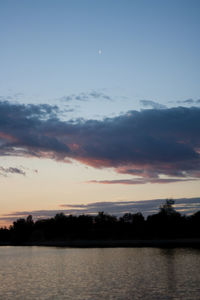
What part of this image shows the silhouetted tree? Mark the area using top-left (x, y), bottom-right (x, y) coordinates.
top-left (1, 201), bottom-right (200, 244)
top-left (159, 199), bottom-right (176, 216)
top-left (10, 215), bottom-right (34, 243)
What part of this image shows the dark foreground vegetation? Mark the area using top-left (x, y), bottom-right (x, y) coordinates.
top-left (1, 200), bottom-right (200, 247)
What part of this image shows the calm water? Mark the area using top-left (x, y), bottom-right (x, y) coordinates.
top-left (0, 247), bottom-right (200, 300)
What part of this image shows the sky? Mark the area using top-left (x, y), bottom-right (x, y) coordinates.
top-left (0, 0), bottom-right (200, 226)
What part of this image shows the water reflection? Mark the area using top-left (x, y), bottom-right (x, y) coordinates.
top-left (159, 248), bottom-right (177, 298)
top-left (0, 247), bottom-right (200, 300)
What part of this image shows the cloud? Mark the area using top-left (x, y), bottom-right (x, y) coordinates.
top-left (89, 91), bottom-right (112, 100)
top-left (0, 101), bottom-right (200, 183)
top-left (0, 101), bottom-right (70, 160)
top-left (87, 178), bottom-right (194, 185)
top-left (0, 165), bottom-right (38, 177)
top-left (0, 166), bottom-right (26, 176)
top-left (140, 100), bottom-right (167, 109)
top-left (60, 90), bottom-right (112, 102)
top-left (173, 98), bottom-right (200, 105)
top-left (60, 197), bottom-right (200, 216)
top-left (2, 198), bottom-right (200, 221)
top-left (177, 98), bottom-right (195, 104)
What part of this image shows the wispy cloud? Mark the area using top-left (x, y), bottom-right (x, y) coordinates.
top-left (140, 99), bottom-right (167, 109)
top-left (0, 101), bottom-right (200, 183)
top-left (0, 166), bottom-right (38, 177)
top-left (60, 90), bottom-right (112, 102)
top-left (87, 178), bottom-right (195, 185)
top-left (0, 166), bottom-right (26, 177)
top-left (2, 198), bottom-right (200, 222)
top-left (169, 98), bottom-right (200, 105)
top-left (177, 98), bottom-right (195, 104)
top-left (60, 197), bottom-right (200, 216)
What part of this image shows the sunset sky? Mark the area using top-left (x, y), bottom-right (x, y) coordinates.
top-left (1, 0), bottom-right (200, 226)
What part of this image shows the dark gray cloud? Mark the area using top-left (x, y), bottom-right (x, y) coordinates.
top-left (0, 101), bottom-right (70, 160)
top-left (60, 90), bottom-right (112, 102)
top-left (2, 198), bottom-right (200, 222)
top-left (140, 100), bottom-right (167, 109)
top-left (1, 101), bottom-right (200, 182)
top-left (0, 166), bottom-right (26, 176)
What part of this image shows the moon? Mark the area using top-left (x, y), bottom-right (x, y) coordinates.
top-left (98, 49), bottom-right (102, 55)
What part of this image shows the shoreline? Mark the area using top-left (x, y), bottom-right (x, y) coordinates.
top-left (1, 238), bottom-right (200, 248)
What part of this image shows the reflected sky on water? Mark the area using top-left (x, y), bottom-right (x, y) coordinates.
top-left (0, 247), bottom-right (200, 300)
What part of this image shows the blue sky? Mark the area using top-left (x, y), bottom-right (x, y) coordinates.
top-left (1, 0), bottom-right (200, 111)
top-left (0, 0), bottom-right (200, 225)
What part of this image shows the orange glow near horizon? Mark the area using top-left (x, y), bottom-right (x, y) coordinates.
top-left (0, 156), bottom-right (200, 227)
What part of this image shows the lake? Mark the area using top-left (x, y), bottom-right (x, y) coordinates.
top-left (0, 246), bottom-right (200, 299)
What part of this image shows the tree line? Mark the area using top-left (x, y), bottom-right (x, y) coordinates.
top-left (0, 200), bottom-right (200, 244)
